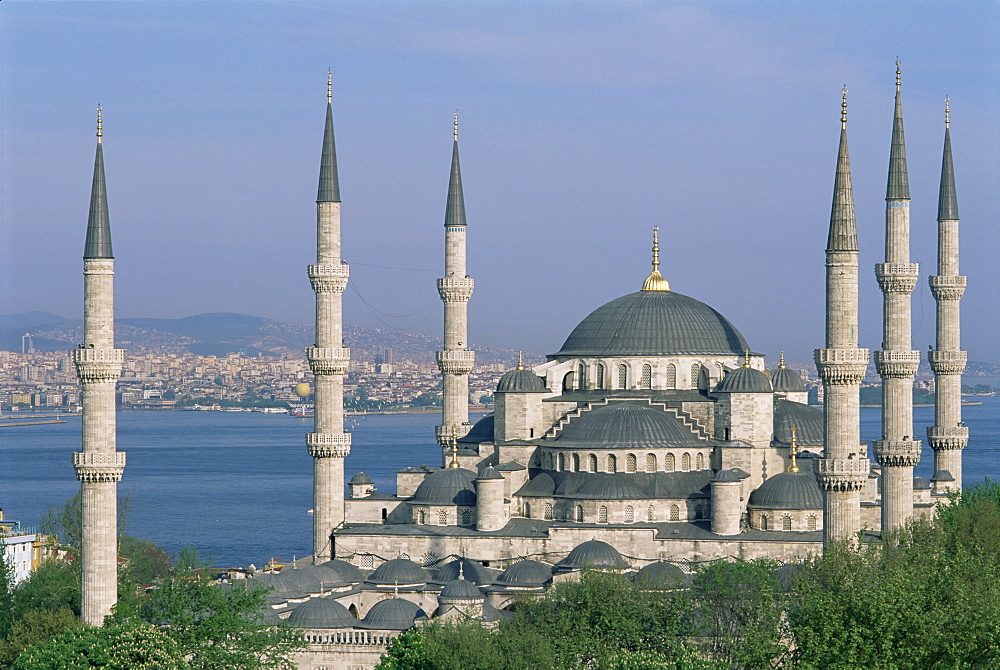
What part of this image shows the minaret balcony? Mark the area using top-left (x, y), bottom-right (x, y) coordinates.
top-left (875, 263), bottom-right (919, 294)
top-left (308, 264), bottom-right (350, 294)
top-left (814, 348), bottom-right (869, 384)
top-left (73, 451), bottom-right (126, 483)
top-left (437, 277), bottom-right (475, 302)
top-left (307, 346), bottom-right (351, 375)
top-left (73, 348), bottom-right (124, 382)
top-left (926, 425), bottom-right (969, 451)
top-left (872, 439), bottom-right (922, 467)
top-left (929, 275), bottom-right (967, 301)
top-left (928, 350), bottom-right (967, 375)
top-left (815, 457), bottom-right (870, 491)
top-left (874, 350), bottom-right (920, 378)
top-left (306, 432), bottom-right (352, 458)
top-left (436, 350), bottom-right (475, 375)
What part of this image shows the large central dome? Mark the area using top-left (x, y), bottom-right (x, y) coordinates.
top-left (553, 290), bottom-right (749, 357)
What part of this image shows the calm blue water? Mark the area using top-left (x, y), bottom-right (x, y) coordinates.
top-left (2, 400), bottom-right (997, 567)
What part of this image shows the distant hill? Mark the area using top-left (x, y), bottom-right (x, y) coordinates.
top-left (0, 312), bottom-right (74, 352)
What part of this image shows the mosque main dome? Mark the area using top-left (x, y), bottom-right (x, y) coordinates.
top-left (553, 289), bottom-right (749, 358)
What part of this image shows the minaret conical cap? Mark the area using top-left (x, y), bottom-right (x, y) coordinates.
top-left (84, 106), bottom-right (113, 259)
top-left (827, 91), bottom-right (857, 252)
top-left (317, 73), bottom-right (341, 203)
top-left (444, 113), bottom-right (466, 227)
top-left (938, 108), bottom-right (959, 221)
top-left (886, 62), bottom-right (910, 200)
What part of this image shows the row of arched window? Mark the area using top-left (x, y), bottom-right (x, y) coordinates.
top-left (524, 501), bottom-right (707, 523)
top-left (551, 450), bottom-right (708, 473)
top-left (414, 509), bottom-right (474, 526)
top-left (759, 513), bottom-right (818, 531)
top-left (564, 362), bottom-right (724, 391)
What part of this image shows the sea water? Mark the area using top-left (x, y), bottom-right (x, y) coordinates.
top-left (2, 399), bottom-right (998, 567)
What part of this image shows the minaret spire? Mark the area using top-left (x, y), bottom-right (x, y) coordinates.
top-left (928, 98), bottom-right (968, 493)
top-left (307, 74), bottom-right (351, 562)
top-left (74, 106), bottom-right (126, 624)
top-left (873, 63), bottom-right (921, 532)
top-left (815, 87), bottom-right (870, 545)
top-left (436, 113), bottom-right (475, 458)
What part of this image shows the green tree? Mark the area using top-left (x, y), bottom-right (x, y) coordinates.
top-left (10, 559), bottom-right (80, 619)
top-left (12, 621), bottom-right (188, 670)
top-left (121, 537), bottom-right (173, 585)
top-left (0, 606), bottom-right (81, 666)
top-left (376, 628), bottom-right (434, 670)
top-left (0, 544), bottom-right (14, 640)
top-left (175, 545), bottom-right (211, 573)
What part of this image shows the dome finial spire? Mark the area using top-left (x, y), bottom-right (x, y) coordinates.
top-left (453, 111), bottom-right (459, 141)
top-left (945, 96), bottom-right (950, 128)
top-left (788, 426), bottom-right (800, 473)
top-left (327, 69), bottom-right (332, 103)
top-left (516, 351), bottom-right (524, 370)
top-left (743, 349), bottom-right (751, 368)
top-left (641, 226), bottom-right (670, 291)
top-left (779, 351), bottom-right (786, 369)
top-left (448, 427), bottom-right (460, 468)
top-left (96, 104), bottom-right (103, 143)
top-left (841, 86), bottom-right (848, 130)
top-left (896, 59), bottom-right (902, 92)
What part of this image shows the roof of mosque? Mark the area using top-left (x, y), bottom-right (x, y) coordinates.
top-left (359, 598), bottom-right (427, 630)
top-left (476, 466), bottom-right (504, 481)
top-left (410, 467), bottom-right (478, 505)
top-left (543, 401), bottom-right (708, 448)
top-left (711, 468), bottom-right (747, 483)
top-left (715, 366), bottom-right (773, 393)
top-left (556, 540), bottom-right (630, 570)
top-left (773, 400), bottom-right (824, 446)
top-left (747, 472), bottom-right (824, 510)
top-left (434, 558), bottom-right (494, 585)
top-left (349, 472), bottom-right (373, 484)
top-left (458, 414), bottom-right (494, 444)
top-left (633, 561), bottom-right (687, 587)
top-left (770, 366), bottom-right (806, 392)
top-left (516, 470), bottom-right (713, 501)
top-left (439, 578), bottom-right (484, 601)
top-left (553, 290), bottom-right (749, 357)
top-left (496, 368), bottom-right (549, 393)
top-left (364, 558), bottom-right (431, 586)
top-left (288, 596), bottom-right (355, 628)
top-left (495, 559), bottom-right (553, 586)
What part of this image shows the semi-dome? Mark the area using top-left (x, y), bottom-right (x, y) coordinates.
top-left (547, 402), bottom-right (706, 448)
top-left (288, 596), bottom-right (355, 628)
top-left (359, 598), bottom-right (427, 630)
top-left (556, 540), bottom-right (630, 570)
top-left (410, 467), bottom-right (478, 505)
top-left (716, 366), bottom-right (772, 393)
top-left (365, 558), bottom-right (431, 586)
top-left (554, 290), bottom-right (749, 357)
top-left (496, 368), bottom-right (548, 393)
top-left (495, 559), bottom-right (552, 587)
top-left (747, 472), bottom-right (823, 510)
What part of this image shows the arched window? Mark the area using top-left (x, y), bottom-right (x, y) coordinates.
top-left (559, 453), bottom-right (566, 471)
top-left (576, 505), bottom-right (584, 522)
top-left (669, 504), bottom-right (680, 521)
top-left (624, 506), bottom-right (634, 523)
top-left (618, 364), bottom-right (628, 389)
top-left (596, 363), bottom-right (605, 389)
top-left (544, 503), bottom-right (554, 520)
top-left (589, 454), bottom-right (598, 473)
top-left (691, 363), bottom-right (702, 387)
top-left (524, 503), bottom-right (531, 519)
top-left (646, 453), bottom-right (657, 472)
top-left (573, 454), bottom-right (581, 472)
top-left (626, 453), bottom-right (637, 473)
top-left (640, 364), bottom-right (652, 389)
top-left (437, 511), bottom-right (447, 526)
top-left (696, 452), bottom-right (705, 470)
top-left (422, 552), bottom-right (438, 567)
top-left (760, 514), bottom-right (769, 531)
top-left (562, 371), bottom-right (574, 391)
top-left (665, 453), bottom-right (675, 472)
top-left (681, 453), bottom-right (691, 471)
top-left (695, 504), bottom-right (703, 519)
top-left (598, 506), bottom-right (608, 524)
top-left (348, 604), bottom-right (359, 619)
top-left (807, 515), bottom-right (817, 531)
top-left (578, 363), bottom-right (587, 390)
top-left (647, 505), bottom-right (655, 522)
top-left (782, 515), bottom-right (792, 531)
top-left (607, 454), bottom-right (617, 473)
top-left (418, 510), bottom-right (426, 524)
top-left (665, 364), bottom-right (676, 389)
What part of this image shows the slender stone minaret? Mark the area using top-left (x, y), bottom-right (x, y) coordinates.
top-left (815, 89), bottom-right (871, 545)
top-left (872, 63), bottom-right (922, 531)
top-left (435, 113), bottom-right (475, 459)
top-left (928, 98), bottom-right (968, 492)
top-left (307, 72), bottom-right (351, 562)
top-left (74, 106), bottom-right (126, 624)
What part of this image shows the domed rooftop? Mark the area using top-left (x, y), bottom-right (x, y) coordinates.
top-left (288, 596), bottom-right (355, 628)
top-left (349, 472), bottom-right (373, 484)
top-left (555, 540), bottom-right (630, 570)
top-left (319, 559), bottom-right (366, 584)
top-left (359, 598), bottom-right (427, 630)
top-left (434, 558), bottom-right (492, 585)
top-left (439, 578), bottom-right (484, 601)
top-left (747, 472), bottom-right (823, 510)
top-left (773, 400), bottom-right (823, 446)
top-left (554, 290), bottom-right (749, 358)
top-left (410, 467), bottom-right (477, 506)
top-left (546, 402), bottom-right (706, 448)
top-left (633, 561), bottom-right (686, 588)
top-left (716, 365), bottom-right (772, 393)
top-left (496, 368), bottom-right (548, 393)
top-left (496, 560), bottom-right (552, 587)
top-left (458, 414), bottom-right (494, 444)
top-left (365, 558), bottom-right (431, 586)
top-left (575, 474), bottom-right (649, 500)
top-left (771, 363), bottom-right (806, 393)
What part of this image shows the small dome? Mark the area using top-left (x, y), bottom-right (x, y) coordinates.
top-left (773, 400), bottom-right (823, 446)
top-left (477, 466), bottom-right (504, 481)
top-left (556, 540), bottom-right (630, 570)
top-left (716, 366), bottom-right (773, 393)
top-left (319, 559), bottom-right (366, 584)
top-left (349, 472), bottom-right (373, 484)
top-left (439, 578), bottom-right (484, 602)
top-left (365, 558), bottom-right (430, 586)
top-left (931, 469), bottom-right (955, 482)
top-left (360, 598), bottom-right (427, 630)
top-left (913, 477), bottom-right (931, 490)
top-left (747, 472), bottom-right (823, 510)
top-left (410, 468), bottom-right (478, 505)
top-left (434, 558), bottom-right (492, 585)
top-left (633, 561), bottom-right (686, 588)
top-left (496, 560), bottom-right (552, 587)
top-left (496, 368), bottom-right (548, 393)
top-left (458, 414), bottom-right (494, 444)
top-left (288, 596), bottom-right (355, 628)
top-left (771, 366), bottom-right (806, 392)
top-left (711, 468), bottom-right (746, 483)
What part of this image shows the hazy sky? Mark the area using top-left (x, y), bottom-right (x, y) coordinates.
top-left (2, 1), bottom-right (998, 364)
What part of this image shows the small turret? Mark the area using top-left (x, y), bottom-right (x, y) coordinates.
top-left (475, 466), bottom-right (505, 532)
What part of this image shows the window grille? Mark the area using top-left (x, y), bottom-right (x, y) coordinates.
top-left (682, 453), bottom-right (691, 471)
top-left (807, 515), bottom-right (817, 531)
top-left (670, 504), bottom-right (680, 521)
top-left (589, 454), bottom-right (598, 473)
top-left (618, 364), bottom-right (628, 389)
top-left (782, 516), bottom-right (792, 531)
top-left (596, 363), bottom-right (605, 389)
top-left (640, 364), bottom-right (652, 389)
top-left (437, 511), bottom-right (447, 526)
top-left (360, 554), bottom-right (374, 569)
top-left (626, 453), bottom-right (637, 473)
top-left (576, 506), bottom-right (584, 522)
top-left (691, 364), bottom-right (701, 387)
top-left (607, 454), bottom-right (617, 472)
top-left (461, 509), bottom-right (472, 526)
top-left (544, 503), bottom-right (554, 520)
top-left (647, 505), bottom-right (655, 522)
top-left (665, 453), bottom-right (675, 472)
top-left (696, 452), bottom-right (705, 470)
top-left (665, 364), bottom-right (676, 389)
top-left (624, 506), bottom-right (634, 523)
top-left (761, 515), bottom-right (769, 531)
top-left (578, 363), bottom-right (586, 390)
top-left (598, 506), bottom-right (608, 523)
top-left (646, 453), bottom-right (656, 472)
top-left (421, 552), bottom-right (438, 567)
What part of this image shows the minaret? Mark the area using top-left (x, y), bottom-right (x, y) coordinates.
top-left (435, 113), bottom-right (475, 458)
top-left (307, 72), bottom-right (351, 561)
top-left (814, 89), bottom-right (871, 544)
top-left (74, 106), bottom-right (126, 624)
top-left (872, 63), bottom-right (922, 531)
top-left (928, 98), bottom-right (968, 492)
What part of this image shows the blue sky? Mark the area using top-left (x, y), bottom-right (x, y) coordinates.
top-left (2, 1), bottom-right (997, 364)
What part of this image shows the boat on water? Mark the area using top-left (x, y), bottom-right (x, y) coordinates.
top-left (288, 405), bottom-right (314, 417)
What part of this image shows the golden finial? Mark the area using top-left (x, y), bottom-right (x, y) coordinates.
top-left (448, 425), bottom-right (460, 468)
top-left (841, 86), bottom-right (848, 129)
top-left (327, 69), bottom-right (332, 103)
top-left (895, 60), bottom-right (902, 92)
top-left (516, 351), bottom-right (524, 371)
top-left (788, 426), bottom-right (800, 473)
top-left (96, 104), bottom-right (103, 143)
top-left (779, 351), bottom-right (786, 369)
top-left (945, 97), bottom-right (950, 128)
top-left (453, 111), bottom-right (459, 141)
top-left (743, 349), bottom-right (751, 368)
top-left (641, 226), bottom-right (670, 291)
